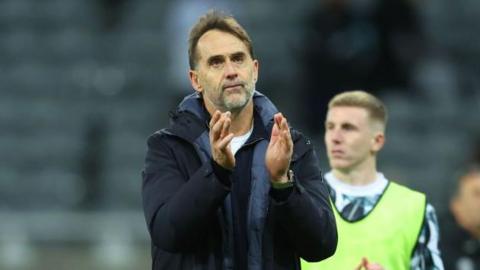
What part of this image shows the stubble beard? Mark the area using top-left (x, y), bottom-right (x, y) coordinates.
top-left (221, 85), bottom-right (254, 113)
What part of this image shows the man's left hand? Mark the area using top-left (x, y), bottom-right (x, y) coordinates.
top-left (265, 113), bottom-right (293, 183)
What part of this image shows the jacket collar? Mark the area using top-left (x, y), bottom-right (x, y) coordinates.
top-left (168, 91), bottom-right (278, 143)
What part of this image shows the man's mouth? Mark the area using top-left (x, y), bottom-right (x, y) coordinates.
top-left (331, 150), bottom-right (344, 157)
top-left (223, 83), bottom-right (243, 91)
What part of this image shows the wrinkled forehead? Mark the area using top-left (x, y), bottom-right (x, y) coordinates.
top-left (196, 30), bottom-right (249, 60)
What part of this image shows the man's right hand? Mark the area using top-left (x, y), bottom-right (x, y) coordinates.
top-left (209, 110), bottom-right (235, 170)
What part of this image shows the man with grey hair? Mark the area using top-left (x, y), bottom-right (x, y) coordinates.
top-left (142, 10), bottom-right (337, 270)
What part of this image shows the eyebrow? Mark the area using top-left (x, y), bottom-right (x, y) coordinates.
top-left (207, 55), bottom-right (225, 65)
top-left (231, 51), bottom-right (246, 59)
top-left (206, 51), bottom-right (246, 64)
top-left (325, 121), bottom-right (358, 128)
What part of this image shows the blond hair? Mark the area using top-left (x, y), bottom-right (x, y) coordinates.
top-left (328, 90), bottom-right (388, 130)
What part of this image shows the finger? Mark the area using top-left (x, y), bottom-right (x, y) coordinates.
top-left (211, 116), bottom-right (225, 141)
top-left (220, 112), bottom-right (231, 138)
top-left (209, 111), bottom-right (222, 141)
top-left (362, 257), bottom-right (369, 268)
top-left (209, 110), bottom-right (221, 129)
top-left (271, 117), bottom-right (280, 135)
top-left (278, 116), bottom-right (290, 139)
top-left (272, 113), bottom-right (283, 136)
top-left (217, 133), bottom-right (234, 150)
top-left (271, 120), bottom-right (280, 138)
top-left (278, 115), bottom-right (291, 147)
top-left (283, 129), bottom-right (293, 150)
top-left (280, 116), bottom-right (289, 131)
top-left (221, 118), bottom-right (231, 139)
top-left (274, 113), bottom-right (283, 127)
top-left (280, 130), bottom-right (291, 152)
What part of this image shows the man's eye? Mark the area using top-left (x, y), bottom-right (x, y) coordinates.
top-left (209, 58), bottom-right (224, 67)
top-left (232, 55), bottom-right (244, 63)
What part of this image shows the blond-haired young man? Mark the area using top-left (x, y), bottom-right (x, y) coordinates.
top-left (302, 91), bottom-right (444, 270)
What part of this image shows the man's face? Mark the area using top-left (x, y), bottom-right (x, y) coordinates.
top-left (452, 173), bottom-right (480, 230)
top-left (189, 30), bottom-right (258, 113)
top-left (324, 106), bottom-right (384, 172)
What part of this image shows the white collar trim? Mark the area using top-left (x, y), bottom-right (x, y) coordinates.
top-left (324, 171), bottom-right (388, 197)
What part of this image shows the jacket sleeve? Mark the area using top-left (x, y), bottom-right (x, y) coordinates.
top-left (142, 132), bottom-right (231, 252)
top-left (410, 203), bottom-right (445, 269)
top-left (270, 135), bottom-right (338, 262)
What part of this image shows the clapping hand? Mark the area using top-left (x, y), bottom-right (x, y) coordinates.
top-left (265, 113), bottom-right (293, 183)
top-left (209, 110), bottom-right (235, 170)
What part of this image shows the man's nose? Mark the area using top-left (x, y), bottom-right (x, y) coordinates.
top-left (224, 61), bottom-right (238, 79)
top-left (330, 130), bottom-right (343, 144)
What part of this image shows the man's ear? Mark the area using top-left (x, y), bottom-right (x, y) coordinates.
top-left (253, 59), bottom-right (259, 83)
top-left (371, 132), bottom-right (385, 153)
top-left (189, 70), bottom-right (202, 93)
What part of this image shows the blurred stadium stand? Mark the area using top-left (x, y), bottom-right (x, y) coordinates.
top-left (0, 0), bottom-right (479, 269)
